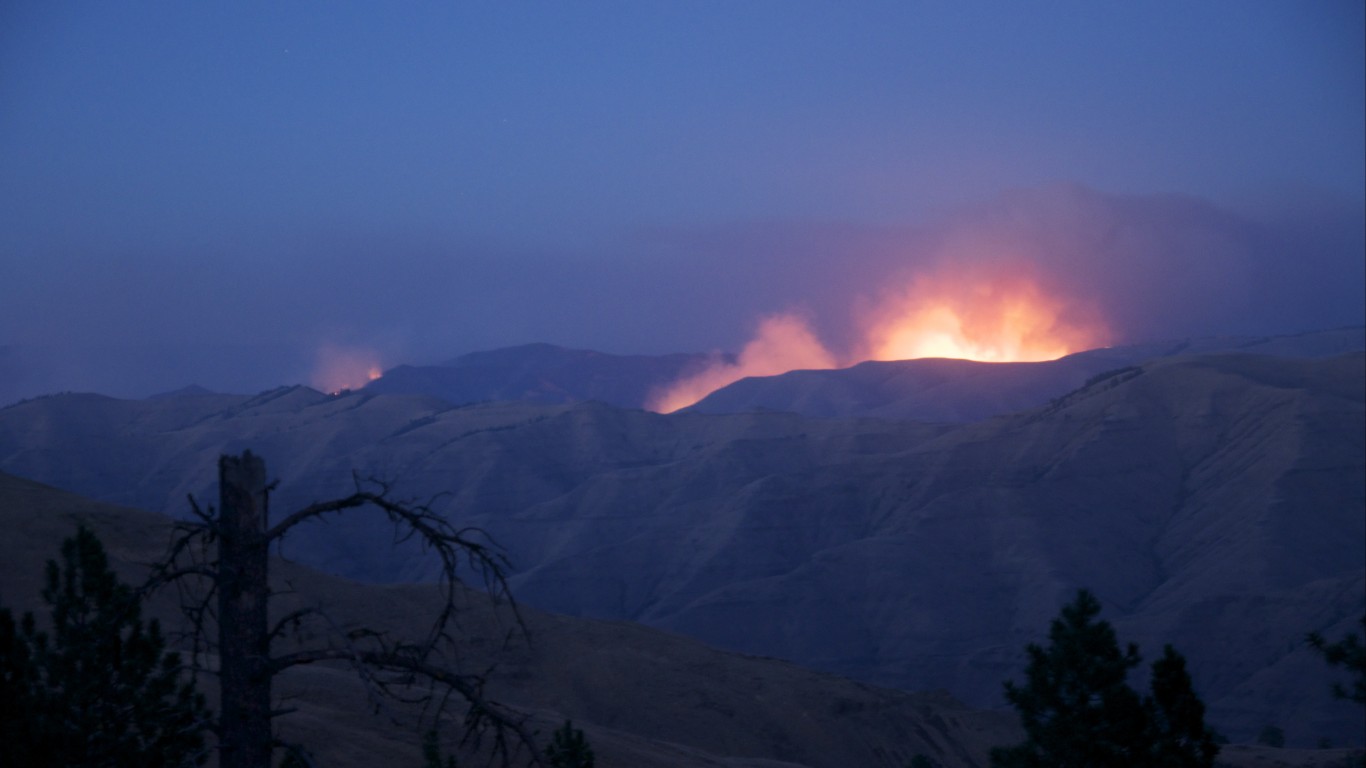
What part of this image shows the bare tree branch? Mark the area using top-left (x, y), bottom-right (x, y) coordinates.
top-left (146, 452), bottom-right (543, 767)
top-left (267, 607), bottom-right (321, 645)
top-left (271, 647), bottom-right (548, 768)
top-left (266, 474), bottom-right (527, 654)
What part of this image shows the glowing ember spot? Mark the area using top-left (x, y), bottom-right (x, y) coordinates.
top-left (647, 313), bottom-right (836, 413)
top-left (311, 344), bottom-right (384, 394)
top-left (864, 271), bottom-right (1107, 363)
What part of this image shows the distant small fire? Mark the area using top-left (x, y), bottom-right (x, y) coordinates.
top-left (646, 263), bottom-right (1109, 413)
top-left (311, 344), bottom-right (384, 395)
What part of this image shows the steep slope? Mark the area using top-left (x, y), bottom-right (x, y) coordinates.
top-left (0, 352), bottom-right (1361, 746)
top-left (0, 471), bottom-right (1018, 768)
top-left (669, 353), bottom-right (1364, 745)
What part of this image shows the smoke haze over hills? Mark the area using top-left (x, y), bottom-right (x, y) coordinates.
top-left (3, 7), bottom-right (1364, 763)
top-left (3, 3), bottom-right (1363, 403)
top-left (2, 185), bottom-right (1362, 405)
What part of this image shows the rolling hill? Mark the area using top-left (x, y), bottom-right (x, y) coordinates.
top-left (0, 470), bottom-right (1024, 768)
top-left (1, 343), bottom-right (1361, 747)
top-left (364, 343), bottom-right (733, 409)
top-left (685, 327), bottom-right (1366, 420)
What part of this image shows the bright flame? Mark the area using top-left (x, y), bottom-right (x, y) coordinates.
top-left (863, 270), bottom-right (1107, 363)
top-left (647, 313), bottom-right (836, 413)
top-left (644, 264), bottom-right (1110, 413)
top-left (311, 344), bottom-right (384, 394)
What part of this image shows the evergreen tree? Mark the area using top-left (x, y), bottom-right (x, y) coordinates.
top-left (1308, 615), bottom-right (1366, 705)
top-left (421, 729), bottom-right (459, 768)
top-left (992, 590), bottom-right (1148, 767)
top-left (1146, 645), bottom-right (1218, 767)
top-left (0, 525), bottom-right (211, 767)
top-left (545, 720), bottom-right (595, 768)
top-left (1307, 617), bottom-right (1366, 768)
top-left (992, 589), bottom-right (1218, 768)
top-left (0, 607), bottom-right (42, 764)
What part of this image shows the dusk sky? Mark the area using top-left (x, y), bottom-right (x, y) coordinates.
top-left (2, 1), bottom-right (1363, 400)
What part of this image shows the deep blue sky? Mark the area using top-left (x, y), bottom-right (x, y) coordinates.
top-left (1, 1), bottom-right (1362, 398)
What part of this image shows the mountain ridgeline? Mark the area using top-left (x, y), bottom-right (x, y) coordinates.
top-left (0, 328), bottom-right (1362, 748)
top-left (368, 328), bottom-right (1364, 418)
top-left (364, 343), bottom-right (735, 409)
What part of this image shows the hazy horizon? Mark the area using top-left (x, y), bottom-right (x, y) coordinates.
top-left (3, 3), bottom-right (1362, 402)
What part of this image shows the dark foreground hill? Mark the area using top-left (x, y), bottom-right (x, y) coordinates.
top-left (0, 470), bottom-right (1020, 768)
top-left (0, 349), bottom-right (1362, 746)
top-left (5, 473), bottom-right (1361, 768)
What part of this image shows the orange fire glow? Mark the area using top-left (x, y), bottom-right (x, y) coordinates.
top-left (645, 264), bottom-right (1110, 413)
top-left (311, 344), bottom-right (384, 395)
top-left (862, 270), bottom-right (1108, 363)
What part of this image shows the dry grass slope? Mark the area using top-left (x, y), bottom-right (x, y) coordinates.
top-left (0, 471), bottom-right (1019, 768)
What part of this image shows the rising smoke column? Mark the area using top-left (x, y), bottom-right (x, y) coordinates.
top-left (647, 313), bottom-right (836, 413)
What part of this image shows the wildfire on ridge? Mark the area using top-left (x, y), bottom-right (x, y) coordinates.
top-left (862, 270), bottom-right (1108, 364)
top-left (646, 266), bottom-right (1110, 413)
top-left (311, 344), bottom-right (384, 395)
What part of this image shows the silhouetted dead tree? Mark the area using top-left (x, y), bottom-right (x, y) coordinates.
top-left (147, 450), bottom-right (545, 768)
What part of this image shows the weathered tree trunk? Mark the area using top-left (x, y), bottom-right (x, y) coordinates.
top-left (217, 452), bottom-right (272, 768)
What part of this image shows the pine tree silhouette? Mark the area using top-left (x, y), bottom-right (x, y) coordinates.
top-left (0, 526), bottom-right (211, 767)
